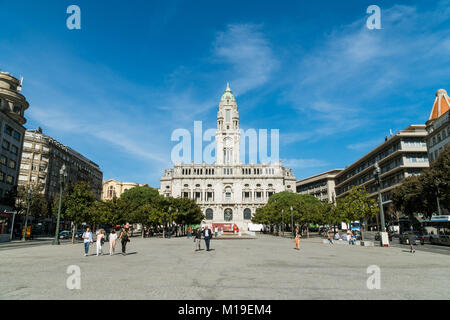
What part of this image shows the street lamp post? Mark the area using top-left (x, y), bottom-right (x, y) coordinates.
top-left (176, 208), bottom-right (179, 237)
top-left (168, 206), bottom-right (172, 239)
top-left (290, 206), bottom-right (294, 238)
top-left (52, 164), bottom-right (67, 245)
top-left (21, 187), bottom-right (32, 241)
top-left (435, 180), bottom-right (442, 216)
top-left (281, 209), bottom-right (284, 237)
top-left (374, 162), bottom-right (389, 247)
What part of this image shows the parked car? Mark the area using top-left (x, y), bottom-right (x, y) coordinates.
top-left (374, 232), bottom-right (393, 241)
top-left (74, 230), bottom-right (84, 239)
top-left (59, 230), bottom-right (71, 239)
top-left (399, 232), bottom-right (425, 245)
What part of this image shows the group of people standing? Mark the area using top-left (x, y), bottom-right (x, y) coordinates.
top-left (327, 231), bottom-right (357, 245)
top-left (81, 227), bottom-right (130, 256)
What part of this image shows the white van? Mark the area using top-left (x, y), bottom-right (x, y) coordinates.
top-left (247, 223), bottom-right (264, 232)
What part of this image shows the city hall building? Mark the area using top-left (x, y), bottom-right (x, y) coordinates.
top-left (160, 84), bottom-right (296, 232)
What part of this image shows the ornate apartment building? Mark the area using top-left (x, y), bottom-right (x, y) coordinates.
top-left (102, 179), bottom-right (147, 200)
top-left (0, 72), bottom-right (29, 201)
top-left (0, 72), bottom-right (29, 242)
top-left (160, 84), bottom-right (296, 231)
top-left (425, 89), bottom-right (449, 163)
top-left (18, 128), bottom-right (103, 200)
top-left (296, 169), bottom-right (343, 203)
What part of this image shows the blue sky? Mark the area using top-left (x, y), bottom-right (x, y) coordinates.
top-left (0, 0), bottom-right (449, 187)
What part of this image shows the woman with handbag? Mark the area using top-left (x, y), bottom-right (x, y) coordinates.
top-left (119, 228), bottom-right (130, 256)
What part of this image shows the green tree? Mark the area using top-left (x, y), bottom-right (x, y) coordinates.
top-left (340, 186), bottom-right (378, 240)
top-left (120, 186), bottom-right (161, 235)
top-left (53, 181), bottom-right (96, 243)
top-left (252, 191), bottom-right (323, 236)
top-left (391, 175), bottom-right (429, 218)
top-left (392, 145), bottom-right (449, 219)
top-left (17, 183), bottom-right (49, 219)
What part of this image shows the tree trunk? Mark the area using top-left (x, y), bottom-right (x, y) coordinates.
top-left (71, 223), bottom-right (76, 244)
top-left (361, 219), bottom-right (365, 241)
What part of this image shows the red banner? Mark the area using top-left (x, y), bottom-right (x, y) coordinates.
top-left (212, 223), bottom-right (233, 231)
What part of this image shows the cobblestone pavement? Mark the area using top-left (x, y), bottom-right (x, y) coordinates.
top-left (1, 235), bottom-right (449, 300)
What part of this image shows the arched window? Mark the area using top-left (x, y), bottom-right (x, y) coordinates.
top-left (225, 186), bottom-right (232, 200)
top-left (108, 186), bottom-right (115, 198)
top-left (224, 208), bottom-right (233, 221)
top-left (244, 208), bottom-right (252, 220)
top-left (205, 208), bottom-right (213, 220)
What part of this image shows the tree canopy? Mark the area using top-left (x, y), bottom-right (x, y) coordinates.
top-left (392, 144), bottom-right (449, 218)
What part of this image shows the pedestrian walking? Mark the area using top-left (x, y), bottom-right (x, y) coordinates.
top-left (327, 232), bottom-right (333, 244)
top-left (96, 229), bottom-right (105, 256)
top-left (118, 227), bottom-right (130, 255)
top-left (187, 226), bottom-right (192, 239)
top-left (109, 229), bottom-right (117, 255)
top-left (214, 227), bottom-right (218, 238)
top-left (194, 228), bottom-right (202, 251)
top-left (82, 227), bottom-right (93, 256)
top-left (203, 226), bottom-right (212, 251)
top-left (408, 228), bottom-right (415, 253)
top-left (295, 227), bottom-right (301, 250)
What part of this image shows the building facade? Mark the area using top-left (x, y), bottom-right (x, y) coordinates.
top-left (425, 89), bottom-right (449, 163)
top-left (335, 125), bottom-right (429, 207)
top-left (18, 128), bottom-right (103, 200)
top-left (160, 84), bottom-right (296, 231)
top-left (0, 72), bottom-right (29, 241)
top-left (296, 169), bottom-right (343, 203)
top-left (102, 179), bottom-right (147, 200)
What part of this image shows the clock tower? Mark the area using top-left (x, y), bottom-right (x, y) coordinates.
top-left (216, 83), bottom-right (241, 165)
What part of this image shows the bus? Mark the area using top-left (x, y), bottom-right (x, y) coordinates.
top-left (422, 215), bottom-right (450, 246)
top-left (341, 221), bottom-right (361, 231)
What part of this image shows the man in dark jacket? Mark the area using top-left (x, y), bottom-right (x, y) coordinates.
top-left (194, 228), bottom-right (202, 251)
top-left (408, 227), bottom-right (415, 253)
top-left (203, 226), bottom-right (212, 251)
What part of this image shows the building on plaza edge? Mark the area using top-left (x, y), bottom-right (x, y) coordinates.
top-left (19, 127), bottom-right (103, 201)
top-left (425, 89), bottom-right (449, 163)
top-left (334, 124), bottom-right (430, 214)
top-left (0, 72), bottom-right (29, 242)
top-left (102, 179), bottom-right (148, 200)
top-left (160, 83), bottom-right (296, 232)
top-left (296, 169), bottom-right (343, 203)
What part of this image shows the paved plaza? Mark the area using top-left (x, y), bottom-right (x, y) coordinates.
top-left (1, 235), bottom-right (449, 300)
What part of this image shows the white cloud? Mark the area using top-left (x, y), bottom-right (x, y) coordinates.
top-left (347, 138), bottom-right (383, 151)
top-left (281, 1), bottom-right (450, 144)
top-left (213, 23), bottom-right (278, 95)
top-left (281, 158), bottom-right (328, 169)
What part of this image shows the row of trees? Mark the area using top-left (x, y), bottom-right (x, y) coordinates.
top-left (251, 186), bottom-right (378, 240)
top-left (392, 145), bottom-right (449, 218)
top-left (53, 183), bottom-right (204, 243)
